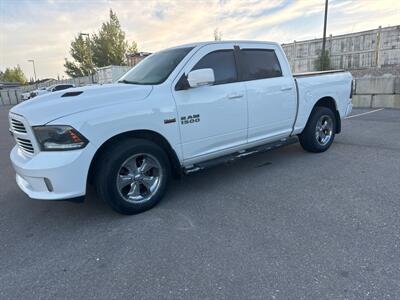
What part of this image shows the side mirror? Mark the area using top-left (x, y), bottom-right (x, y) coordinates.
top-left (187, 68), bottom-right (215, 88)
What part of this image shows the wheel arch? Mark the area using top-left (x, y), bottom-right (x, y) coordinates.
top-left (313, 96), bottom-right (341, 133)
top-left (88, 130), bottom-right (182, 184)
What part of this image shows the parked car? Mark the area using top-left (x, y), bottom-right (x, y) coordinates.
top-left (30, 84), bottom-right (74, 98)
top-left (21, 91), bottom-right (32, 101)
top-left (46, 84), bottom-right (75, 93)
top-left (8, 41), bottom-right (353, 214)
top-left (29, 87), bottom-right (47, 98)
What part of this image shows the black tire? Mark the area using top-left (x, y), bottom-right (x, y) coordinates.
top-left (95, 138), bottom-right (171, 215)
top-left (298, 106), bottom-right (336, 153)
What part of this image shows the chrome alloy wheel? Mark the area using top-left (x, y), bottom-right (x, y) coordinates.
top-left (315, 115), bottom-right (333, 146)
top-left (116, 153), bottom-right (163, 203)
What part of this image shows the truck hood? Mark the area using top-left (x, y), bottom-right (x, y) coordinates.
top-left (10, 83), bottom-right (153, 125)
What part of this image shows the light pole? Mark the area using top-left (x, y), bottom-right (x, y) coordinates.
top-left (321, 0), bottom-right (329, 70)
top-left (28, 59), bottom-right (37, 87)
top-left (79, 32), bottom-right (94, 82)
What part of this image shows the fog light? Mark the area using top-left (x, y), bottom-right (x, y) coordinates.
top-left (44, 178), bottom-right (54, 192)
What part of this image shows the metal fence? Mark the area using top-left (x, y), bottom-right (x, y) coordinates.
top-left (282, 25), bottom-right (400, 73)
top-left (0, 64), bottom-right (135, 105)
top-left (0, 74), bottom-right (97, 106)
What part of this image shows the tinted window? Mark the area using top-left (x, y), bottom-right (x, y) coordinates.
top-left (119, 47), bottom-right (193, 85)
top-left (241, 49), bottom-right (282, 80)
top-left (193, 50), bottom-right (237, 85)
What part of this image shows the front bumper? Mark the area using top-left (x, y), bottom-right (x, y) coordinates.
top-left (10, 143), bottom-right (96, 200)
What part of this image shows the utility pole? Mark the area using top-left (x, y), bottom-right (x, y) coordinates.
top-left (321, 0), bottom-right (329, 70)
top-left (28, 59), bottom-right (37, 88)
top-left (79, 33), bottom-right (94, 83)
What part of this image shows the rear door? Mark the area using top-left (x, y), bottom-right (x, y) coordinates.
top-left (238, 43), bottom-right (297, 143)
top-left (172, 43), bottom-right (248, 162)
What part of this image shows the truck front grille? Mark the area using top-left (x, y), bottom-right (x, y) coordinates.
top-left (10, 118), bottom-right (27, 133)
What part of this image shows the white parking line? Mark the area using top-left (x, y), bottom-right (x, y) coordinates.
top-left (345, 108), bottom-right (384, 119)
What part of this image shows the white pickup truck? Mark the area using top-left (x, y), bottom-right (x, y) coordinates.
top-left (9, 41), bottom-right (353, 214)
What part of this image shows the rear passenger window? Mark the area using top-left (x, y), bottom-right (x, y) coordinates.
top-left (192, 50), bottom-right (237, 85)
top-left (241, 49), bottom-right (282, 80)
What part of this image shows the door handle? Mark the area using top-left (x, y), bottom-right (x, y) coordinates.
top-left (227, 93), bottom-right (244, 99)
top-left (281, 86), bottom-right (293, 91)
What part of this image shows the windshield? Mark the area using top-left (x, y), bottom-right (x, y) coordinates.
top-left (119, 47), bottom-right (193, 85)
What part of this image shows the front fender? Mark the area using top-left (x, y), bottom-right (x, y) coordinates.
top-left (49, 96), bottom-right (182, 163)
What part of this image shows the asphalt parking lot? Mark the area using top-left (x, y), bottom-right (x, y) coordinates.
top-left (0, 106), bottom-right (400, 299)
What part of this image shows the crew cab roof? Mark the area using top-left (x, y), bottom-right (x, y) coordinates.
top-left (165, 40), bottom-right (281, 51)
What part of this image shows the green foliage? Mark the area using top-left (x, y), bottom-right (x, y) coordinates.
top-left (315, 50), bottom-right (331, 71)
top-left (127, 41), bottom-right (138, 54)
top-left (1, 66), bottom-right (27, 84)
top-left (65, 10), bottom-right (138, 77)
top-left (64, 35), bottom-right (95, 77)
top-left (91, 10), bottom-right (128, 67)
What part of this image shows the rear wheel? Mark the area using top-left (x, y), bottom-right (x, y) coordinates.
top-left (299, 106), bottom-right (336, 153)
top-left (95, 138), bottom-right (171, 215)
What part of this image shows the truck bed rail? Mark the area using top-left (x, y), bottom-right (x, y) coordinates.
top-left (293, 69), bottom-right (346, 78)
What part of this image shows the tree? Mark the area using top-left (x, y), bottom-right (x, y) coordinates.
top-left (91, 9), bottom-right (128, 67)
top-left (64, 10), bottom-right (138, 77)
top-left (315, 50), bottom-right (331, 71)
top-left (64, 34), bottom-right (95, 77)
top-left (127, 41), bottom-right (138, 54)
top-left (213, 28), bottom-right (222, 41)
top-left (1, 66), bottom-right (27, 84)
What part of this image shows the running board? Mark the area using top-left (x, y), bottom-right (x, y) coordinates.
top-left (184, 137), bottom-right (298, 174)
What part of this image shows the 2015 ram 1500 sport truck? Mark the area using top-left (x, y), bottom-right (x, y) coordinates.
top-left (9, 41), bottom-right (353, 214)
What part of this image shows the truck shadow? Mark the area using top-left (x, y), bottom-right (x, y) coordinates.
top-left (68, 142), bottom-right (312, 218)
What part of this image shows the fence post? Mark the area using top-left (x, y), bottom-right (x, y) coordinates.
top-left (293, 40), bottom-right (297, 72)
top-left (375, 26), bottom-right (382, 68)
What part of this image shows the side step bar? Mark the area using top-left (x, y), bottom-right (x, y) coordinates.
top-left (184, 136), bottom-right (298, 174)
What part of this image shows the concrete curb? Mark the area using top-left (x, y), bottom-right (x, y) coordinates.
top-left (353, 94), bottom-right (400, 109)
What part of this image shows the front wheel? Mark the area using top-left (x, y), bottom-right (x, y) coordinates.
top-left (95, 138), bottom-right (171, 215)
top-left (298, 106), bottom-right (336, 153)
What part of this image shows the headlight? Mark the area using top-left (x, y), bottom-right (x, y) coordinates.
top-left (33, 125), bottom-right (88, 151)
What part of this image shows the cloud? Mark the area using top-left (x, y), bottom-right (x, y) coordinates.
top-left (1, 0), bottom-right (399, 79)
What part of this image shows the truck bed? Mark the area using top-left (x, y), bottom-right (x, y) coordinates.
top-left (292, 69), bottom-right (353, 135)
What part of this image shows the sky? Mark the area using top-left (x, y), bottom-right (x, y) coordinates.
top-left (1, 0), bottom-right (399, 79)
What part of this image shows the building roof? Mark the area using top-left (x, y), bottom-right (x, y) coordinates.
top-left (126, 51), bottom-right (152, 57)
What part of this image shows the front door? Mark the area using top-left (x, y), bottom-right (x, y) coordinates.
top-left (172, 43), bottom-right (248, 162)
